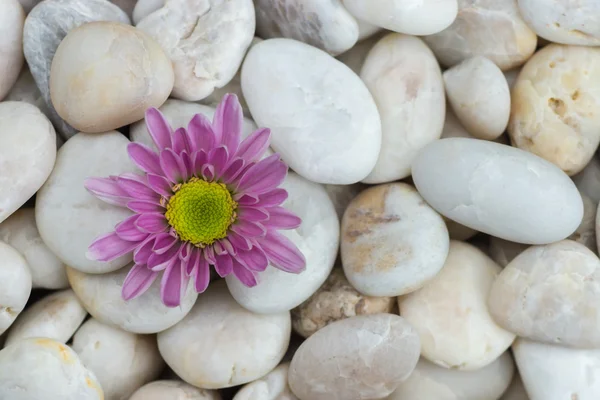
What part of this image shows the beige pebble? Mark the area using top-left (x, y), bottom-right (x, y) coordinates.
top-left (0, 0), bottom-right (25, 101)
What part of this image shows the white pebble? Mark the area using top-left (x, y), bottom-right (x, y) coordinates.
top-left (0, 241), bottom-right (32, 335)
top-left (0, 0), bottom-right (25, 101)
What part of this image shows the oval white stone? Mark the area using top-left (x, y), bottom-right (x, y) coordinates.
top-left (233, 363), bottom-right (297, 400)
top-left (130, 380), bottom-right (221, 400)
top-left (226, 172), bottom-right (339, 314)
top-left (412, 138), bottom-right (584, 244)
top-left (360, 33), bottom-right (445, 183)
top-left (288, 314), bottom-right (420, 400)
top-left (0, 0), bottom-right (25, 101)
top-left (0, 241), bottom-right (32, 335)
top-left (67, 265), bottom-right (197, 334)
top-left (36, 131), bottom-right (135, 273)
top-left (158, 281), bottom-right (290, 389)
top-left (242, 38), bottom-right (381, 184)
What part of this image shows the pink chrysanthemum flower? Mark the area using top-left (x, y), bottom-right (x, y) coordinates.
top-left (84, 94), bottom-right (306, 307)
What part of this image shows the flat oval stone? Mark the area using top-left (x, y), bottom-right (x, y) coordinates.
top-left (23, 0), bottom-right (130, 139)
top-left (242, 38), bottom-right (381, 184)
top-left (513, 338), bottom-right (600, 400)
top-left (412, 138), bottom-right (584, 244)
top-left (0, 208), bottom-right (68, 289)
top-left (67, 265), bottom-right (197, 334)
top-left (508, 44), bottom-right (600, 176)
top-left (255, 0), bottom-right (358, 55)
top-left (399, 241), bottom-right (515, 370)
top-left (35, 131), bottom-right (135, 273)
top-left (0, 102), bottom-right (56, 224)
top-left (489, 240), bottom-right (600, 348)
top-left (289, 314), bottom-right (420, 400)
top-left (423, 0), bottom-right (537, 71)
top-left (226, 172), bottom-right (339, 314)
top-left (342, 183), bottom-right (449, 296)
top-left (0, 241), bottom-right (32, 335)
top-left (136, 0), bottom-right (255, 101)
top-left (342, 0), bottom-right (457, 35)
top-left (388, 352), bottom-right (515, 400)
top-left (292, 268), bottom-right (395, 338)
top-left (72, 318), bottom-right (164, 400)
top-left (0, 338), bottom-right (103, 400)
top-left (360, 33), bottom-right (445, 183)
top-left (4, 289), bottom-right (87, 347)
top-left (0, 0), bottom-right (25, 101)
top-left (50, 21), bottom-right (173, 133)
top-left (130, 380), bottom-right (221, 400)
top-left (518, 0), bottom-right (600, 45)
top-left (233, 363), bottom-right (297, 400)
top-left (158, 281), bottom-right (290, 389)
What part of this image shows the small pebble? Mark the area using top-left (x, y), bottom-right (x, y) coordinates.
top-left (0, 0), bottom-right (25, 101)
top-left (0, 241), bottom-right (32, 336)
top-left (129, 380), bottom-right (221, 400)
top-left (233, 363), bottom-right (298, 400)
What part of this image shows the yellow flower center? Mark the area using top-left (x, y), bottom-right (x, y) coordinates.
top-left (165, 177), bottom-right (237, 246)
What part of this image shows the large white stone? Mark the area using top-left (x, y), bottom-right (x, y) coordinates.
top-left (0, 338), bottom-right (103, 400)
top-left (0, 0), bottom-right (25, 101)
top-left (0, 241), bottom-right (32, 336)
top-left (35, 131), bottom-right (135, 274)
top-left (399, 241), bottom-right (516, 370)
top-left (0, 102), bottom-right (56, 224)
top-left (4, 289), bottom-right (87, 347)
top-left (342, 183), bottom-right (449, 296)
top-left (233, 363), bottom-right (297, 400)
top-left (130, 380), bottom-right (221, 400)
top-left (342, 0), bottom-right (457, 36)
top-left (67, 265), bottom-right (197, 334)
top-left (513, 338), bottom-right (600, 400)
top-left (137, 0), bottom-right (255, 102)
top-left (288, 314), bottom-right (420, 400)
top-left (360, 33), bottom-right (445, 183)
top-left (158, 281), bottom-right (290, 389)
top-left (423, 0), bottom-right (537, 71)
top-left (242, 38), bottom-right (381, 185)
top-left (0, 208), bottom-right (68, 289)
top-left (226, 172), bottom-right (339, 314)
top-left (72, 318), bottom-right (164, 400)
top-left (508, 44), bottom-right (600, 176)
top-left (412, 138), bottom-right (584, 244)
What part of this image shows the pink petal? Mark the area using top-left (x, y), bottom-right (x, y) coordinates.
top-left (218, 238), bottom-right (236, 255)
top-left (265, 206), bottom-right (302, 229)
top-left (145, 108), bottom-right (173, 150)
top-left (188, 113), bottom-right (216, 153)
top-left (127, 142), bottom-right (163, 175)
top-left (160, 149), bottom-right (187, 183)
top-left (127, 200), bottom-right (164, 213)
top-left (84, 177), bottom-right (131, 207)
top-left (133, 237), bottom-right (156, 264)
top-left (152, 232), bottom-right (178, 254)
top-left (186, 248), bottom-right (201, 276)
top-left (213, 252), bottom-right (233, 277)
top-left (161, 257), bottom-right (185, 307)
top-left (117, 175), bottom-right (159, 202)
top-left (236, 128), bottom-right (271, 162)
top-left (193, 256), bottom-right (210, 293)
top-left (221, 158), bottom-right (246, 184)
top-left (147, 245), bottom-right (179, 271)
top-left (238, 206), bottom-right (269, 222)
top-left (260, 230), bottom-right (306, 273)
top-left (181, 151), bottom-right (194, 179)
top-left (236, 154), bottom-right (287, 195)
top-left (202, 164), bottom-right (215, 181)
top-left (213, 240), bottom-right (226, 255)
top-left (209, 146), bottom-right (229, 178)
top-left (87, 231), bottom-right (139, 262)
top-left (236, 193), bottom-right (259, 206)
top-left (257, 188), bottom-right (288, 207)
top-left (227, 231), bottom-right (252, 251)
top-left (232, 259), bottom-right (258, 287)
top-left (237, 247), bottom-right (269, 272)
top-left (122, 264), bottom-right (159, 301)
top-left (147, 174), bottom-right (173, 198)
top-left (115, 215), bottom-right (148, 242)
top-left (231, 220), bottom-right (266, 238)
top-left (213, 93), bottom-right (242, 152)
top-left (172, 127), bottom-right (191, 154)
top-left (135, 212), bottom-right (168, 233)
top-left (203, 246), bottom-right (216, 264)
top-left (193, 150), bottom-right (208, 176)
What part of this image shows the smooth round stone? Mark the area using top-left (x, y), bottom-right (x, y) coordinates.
top-left (137, 0), bottom-right (255, 102)
top-left (291, 268), bottom-right (395, 338)
top-left (289, 314), bottom-right (420, 400)
top-left (342, 183), bottom-right (449, 296)
top-left (444, 56), bottom-right (510, 140)
top-left (0, 338), bottom-right (103, 400)
top-left (336, 33), bottom-right (382, 75)
top-left (23, 0), bottom-right (130, 139)
top-left (130, 380), bottom-right (221, 400)
top-left (324, 183), bottom-right (364, 221)
top-left (342, 0), bottom-right (457, 35)
top-left (423, 0), bottom-right (537, 71)
top-left (518, 0), bottom-right (600, 45)
top-left (255, 0), bottom-right (358, 55)
top-left (158, 281), bottom-right (290, 389)
top-left (489, 240), bottom-right (600, 348)
top-left (4, 289), bottom-right (86, 347)
top-left (501, 374), bottom-right (529, 400)
top-left (509, 45), bottom-right (600, 176)
top-left (233, 363), bottom-right (297, 400)
top-left (387, 352), bottom-right (515, 400)
top-left (0, 241), bottom-right (32, 336)
top-left (360, 33), bottom-right (445, 183)
top-left (226, 172), bottom-right (339, 314)
top-left (488, 237), bottom-right (528, 268)
top-left (50, 21), bottom-right (173, 133)
top-left (132, 0), bottom-right (163, 24)
top-left (5, 67), bottom-right (50, 121)
top-left (0, 209), bottom-right (68, 289)
top-left (242, 38), bottom-right (381, 185)
top-left (36, 132), bottom-right (136, 274)
top-left (0, 102), bottom-right (56, 224)
top-left (0, 0), bottom-right (25, 101)
top-left (67, 265), bottom-right (197, 334)
top-left (513, 338), bottom-right (600, 400)
top-left (412, 138), bottom-right (584, 244)
top-left (574, 157), bottom-right (600, 203)
top-left (72, 318), bottom-right (164, 400)
top-left (399, 241), bottom-right (515, 370)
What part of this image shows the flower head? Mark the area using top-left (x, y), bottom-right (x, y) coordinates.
top-left (84, 94), bottom-right (306, 307)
